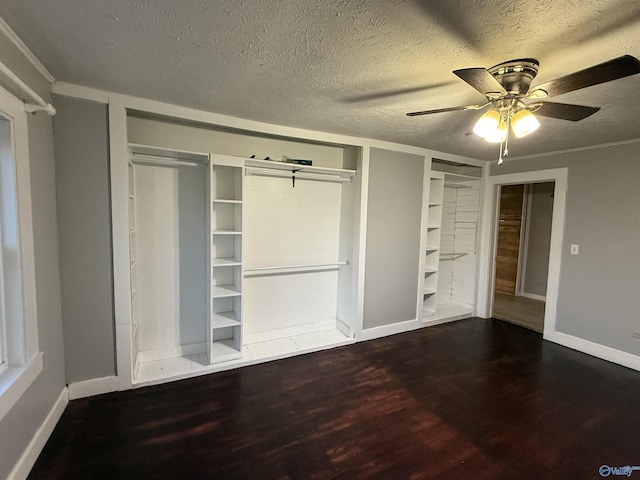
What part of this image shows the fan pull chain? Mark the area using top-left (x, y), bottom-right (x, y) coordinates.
top-left (497, 109), bottom-right (512, 165)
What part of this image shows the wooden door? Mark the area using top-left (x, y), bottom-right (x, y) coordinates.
top-left (494, 185), bottom-right (524, 295)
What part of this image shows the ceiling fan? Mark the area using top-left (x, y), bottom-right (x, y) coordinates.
top-left (407, 55), bottom-right (640, 163)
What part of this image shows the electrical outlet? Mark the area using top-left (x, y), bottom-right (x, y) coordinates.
top-left (632, 332), bottom-right (640, 339)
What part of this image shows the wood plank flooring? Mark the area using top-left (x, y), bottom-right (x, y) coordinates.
top-left (29, 319), bottom-right (640, 479)
top-left (493, 292), bottom-right (545, 333)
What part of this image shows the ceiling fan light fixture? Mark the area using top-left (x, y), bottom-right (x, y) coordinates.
top-left (483, 122), bottom-right (508, 143)
top-left (511, 109), bottom-right (540, 138)
top-left (472, 110), bottom-right (501, 138)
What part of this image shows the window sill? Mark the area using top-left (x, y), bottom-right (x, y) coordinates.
top-left (0, 352), bottom-right (43, 421)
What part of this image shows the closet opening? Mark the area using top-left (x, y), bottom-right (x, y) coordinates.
top-left (422, 159), bottom-right (482, 325)
top-left (491, 182), bottom-right (555, 333)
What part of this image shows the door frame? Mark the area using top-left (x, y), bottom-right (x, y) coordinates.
top-left (476, 168), bottom-right (567, 338)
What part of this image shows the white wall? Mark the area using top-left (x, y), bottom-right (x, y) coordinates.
top-left (134, 163), bottom-right (207, 353)
top-left (242, 174), bottom-right (342, 340)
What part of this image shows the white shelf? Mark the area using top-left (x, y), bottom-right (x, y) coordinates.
top-left (426, 246), bottom-right (439, 252)
top-left (429, 202), bottom-right (442, 207)
top-left (424, 268), bottom-right (438, 274)
top-left (443, 172), bottom-right (481, 181)
top-left (423, 308), bottom-right (436, 318)
top-left (211, 257), bottom-right (242, 267)
top-left (212, 230), bottom-right (242, 235)
top-left (211, 285), bottom-right (241, 298)
top-left (245, 158), bottom-right (356, 178)
top-left (424, 288), bottom-right (436, 295)
top-left (211, 339), bottom-right (242, 361)
top-left (212, 312), bottom-right (241, 329)
top-left (129, 143), bottom-right (209, 164)
top-left (213, 199), bottom-right (242, 204)
top-left (427, 225), bottom-right (439, 230)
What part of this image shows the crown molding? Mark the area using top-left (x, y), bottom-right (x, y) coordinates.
top-left (0, 15), bottom-right (54, 83)
top-left (505, 137), bottom-right (640, 162)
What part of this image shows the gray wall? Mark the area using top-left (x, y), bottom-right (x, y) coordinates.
top-left (491, 142), bottom-right (640, 357)
top-left (52, 97), bottom-right (115, 383)
top-left (363, 148), bottom-right (424, 329)
top-left (523, 182), bottom-right (554, 297)
top-left (0, 33), bottom-right (66, 479)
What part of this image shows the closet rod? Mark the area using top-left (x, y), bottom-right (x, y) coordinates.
top-left (439, 252), bottom-right (469, 259)
top-left (444, 182), bottom-right (472, 189)
top-left (442, 172), bottom-right (481, 180)
top-left (244, 261), bottom-right (348, 273)
top-left (131, 154), bottom-right (206, 168)
top-left (0, 59), bottom-right (56, 116)
top-left (245, 168), bottom-right (352, 183)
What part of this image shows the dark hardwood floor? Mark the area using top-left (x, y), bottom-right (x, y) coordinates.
top-left (30, 319), bottom-right (640, 479)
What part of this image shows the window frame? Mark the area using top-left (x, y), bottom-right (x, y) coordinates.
top-left (0, 83), bottom-right (42, 421)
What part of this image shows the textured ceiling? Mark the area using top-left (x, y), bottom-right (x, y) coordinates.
top-left (1, 0), bottom-right (639, 160)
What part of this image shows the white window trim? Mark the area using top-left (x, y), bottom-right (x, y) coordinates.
top-left (0, 83), bottom-right (41, 421)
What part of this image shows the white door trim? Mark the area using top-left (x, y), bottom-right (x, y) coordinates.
top-left (476, 168), bottom-right (567, 338)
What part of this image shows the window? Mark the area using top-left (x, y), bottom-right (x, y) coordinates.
top-left (0, 84), bottom-right (41, 421)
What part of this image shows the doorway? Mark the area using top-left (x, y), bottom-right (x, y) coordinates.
top-left (477, 168), bottom-right (567, 339)
top-left (492, 183), bottom-right (554, 333)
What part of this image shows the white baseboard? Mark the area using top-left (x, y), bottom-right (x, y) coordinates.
top-left (359, 318), bottom-right (419, 341)
top-left (8, 387), bottom-right (68, 480)
top-left (545, 331), bottom-right (640, 372)
top-left (68, 375), bottom-right (119, 400)
top-left (519, 291), bottom-right (546, 302)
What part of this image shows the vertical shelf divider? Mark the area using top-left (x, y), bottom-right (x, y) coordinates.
top-left (209, 154), bottom-right (244, 363)
top-left (424, 171), bottom-right (444, 318)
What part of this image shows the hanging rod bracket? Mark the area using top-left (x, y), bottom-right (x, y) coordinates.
top-left (24, 102), bottom-right (57, 116)
top-left (292, 169), bottom-right (301, 188)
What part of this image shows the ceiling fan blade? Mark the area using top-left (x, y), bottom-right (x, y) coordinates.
top-left (528, 55), bottom-right (640, 97)
top-left (453, 68), bottom-right (507, 97)
top-left (533, 102), bottom-right (600, 121)
top-left (406, 105), bottom-right (480, 117)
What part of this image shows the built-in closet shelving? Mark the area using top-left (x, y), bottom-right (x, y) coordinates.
top-left (422, 161), bottom-right (482, 324)
top-left (128, 159), bottom-right (140, 375)
top-left (125, 137), bottom-right (358, 386)
top-left (128, 144), bottom-right (211, 382)
top-left (423, 172), bottom-right (444, 315)
top-left (210, 155), bottom-right (244, 363)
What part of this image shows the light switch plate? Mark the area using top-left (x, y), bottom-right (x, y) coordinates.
top-left (570, 244), bottom-right (579, 255)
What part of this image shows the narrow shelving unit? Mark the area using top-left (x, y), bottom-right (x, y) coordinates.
top-left (424, 172), bottom-right (444, 317)
top-left (128, 158), bottom-right (140, 376)
top-left (210, 155), bottom-right (244, 363)
top-left (433, 171), bottom-right (481, 322)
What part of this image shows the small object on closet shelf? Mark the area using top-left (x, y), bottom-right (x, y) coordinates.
top-left (278, 155), bottom-right (289, 163)
top-left (285, 159), bottom-right (313, 166)
top-left (250, 155), bottom-right (256, 158)
top-left (264, 156), bottom-right (271, 160)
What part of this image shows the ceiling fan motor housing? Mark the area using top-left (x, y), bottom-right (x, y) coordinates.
top-left (488, 58), bottom-right (540, 95)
